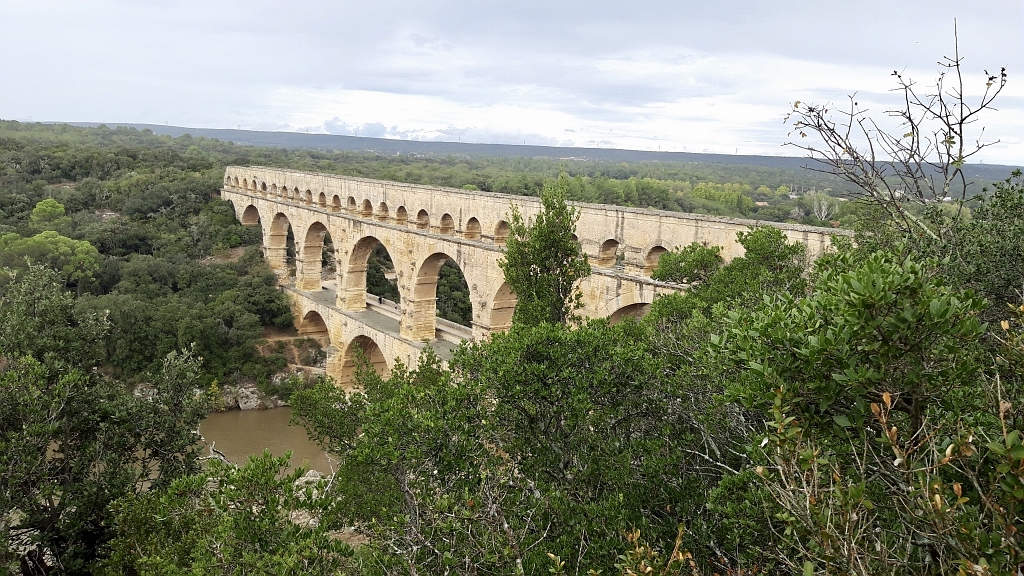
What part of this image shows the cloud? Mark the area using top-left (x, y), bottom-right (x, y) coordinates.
top-left (0, 0), bottom-right (1021, 163)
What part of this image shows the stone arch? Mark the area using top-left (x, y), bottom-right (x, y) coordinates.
top-left (644, 245), bottom-right (668, 276)
top-left (298, 310), bottom-right (331, 345)
top-left (260, 181), bottom-right (267, 192)
top-left (347, 196), bottom-right (357, 211)
top-left (339, 235), bottom-right (400, 310)
top-left (232, 176), bottom-right (239, 187)
top-left (439, 213), bottom-right (455, 235)
top-left (242, 178), bottom-right (248, 189)
top-left (296, 221), bottom-right (331, 291)
top-left (267, 212), bottom-right (295, 274)
top-left (360, 199), bottom-right (373, 218)
top-left (271, 183), bottom-right (278, 195)
top-left (304, 189), bottom-right (313, 204)
top-left (464, 217), bottom-right (481, 240)
top-left (405, 252), bottom-right (473, 340)
top-left (416, 210), bottom-right (430, 230)
top-left (340, 335), bottom-right (390, 387)
top-left (250, 179), bottom-right (257, 192)
top-left (224, 175), bottom-right (231, 185)
top-left (608, 303), bottom-right (651, 324)
top-left (376, 202), bottom-right (389, 221)
top-left (494, 220), bottom-right (510, 244)
top-left (240, 205), bottom-right (260, 226)
top-left (596, 239), bottom-right (620, 268)
top-left (318, 192), bottom-right (327, 207)
top-left (396, 206), bottom-right (409, 225)
top-left (331, 195), bottom-right (342, 212)
top-left (488, 281), bottom-right (516, 334)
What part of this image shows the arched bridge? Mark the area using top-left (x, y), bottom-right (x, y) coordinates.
top-left (221, 166), bottom-right (840, 386)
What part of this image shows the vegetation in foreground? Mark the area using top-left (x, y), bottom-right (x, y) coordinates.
top-left (2, 52), bottom-right (1024, 574)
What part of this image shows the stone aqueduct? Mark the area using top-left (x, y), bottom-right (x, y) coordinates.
top-left (221, 166), bottom-right (840, 385)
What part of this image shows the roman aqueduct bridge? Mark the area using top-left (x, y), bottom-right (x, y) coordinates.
top-left (222, 166), bottom-right (841, 385)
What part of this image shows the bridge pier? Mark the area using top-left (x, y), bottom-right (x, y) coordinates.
top-left (295, 254), bottom-right (322, 291)
top-left (401, 296), bottom-right (438, 341)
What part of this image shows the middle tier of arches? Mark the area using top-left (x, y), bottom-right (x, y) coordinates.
top-left (234, 198), bottom-right (516, 342)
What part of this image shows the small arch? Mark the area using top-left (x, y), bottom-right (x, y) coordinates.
top-left (360, 199), bottom-right (373, 218)
top-left (489, 282), bottom-right (516, 333)
top-left (416, 210), bottom-right (430, 230)
top-left (224, 175), bottom-right (231, 185)
top-left (439, 213), bottom-right (455, 235)
top-left (232, 176), bottom-right (239, 187)
top-left (597, 239), bottom-right (619, 268)
top-left (331, 195), bottom-right (342, 212)
top-left (298, 310), bottom-right (330, 346)
top-left (242, 178), bottom-right (249, 189)
top-left (494, 220), bottom-right (510, 245)
top-left (376, 202), bottom-right (389, 221)
top-left (340, 335), bottom-right (390, 387)
top-left (271, 184), bottom-right (278, 195)
top-left (260, 182), bottom-right (267, 192)
top-left (318, 192), bottom-right (327, 207)
top-left (347, 196), bottom-right (357, 212)
top-left (608, 303), bottom-right (651, 324)
top-left (250, 179), bottom-right (257, 191)
top-left (396, 206), bottom-right (408, 225)
top-left (644, 246), bottom-right (668, 275)
top-left (304, 189), bottom-right (313, 204)
top-left (241, 205), bottom-right (260, 226)
top-left (464, 217), bottom-right (481, 240)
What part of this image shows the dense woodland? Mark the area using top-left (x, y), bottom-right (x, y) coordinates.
top-left (1, 118), bottom-right (1023, 575)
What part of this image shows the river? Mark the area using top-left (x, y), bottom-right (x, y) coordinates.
top-left (199, 407), bottom-right (334, 475)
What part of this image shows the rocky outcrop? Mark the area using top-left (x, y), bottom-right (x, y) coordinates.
top-left (217, 383), bottom-right (285, 411)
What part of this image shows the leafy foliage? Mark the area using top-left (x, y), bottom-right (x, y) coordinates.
top-left (651, 242), bottom-right (724, 284)
top-left (499, 172), bottom-right (591, 327)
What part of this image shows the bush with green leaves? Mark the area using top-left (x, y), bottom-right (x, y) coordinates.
top-left (651, 242), bottom-right (723, 284)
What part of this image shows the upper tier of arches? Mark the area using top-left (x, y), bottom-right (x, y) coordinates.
top-left (224, 166), bottom-right (843, 277)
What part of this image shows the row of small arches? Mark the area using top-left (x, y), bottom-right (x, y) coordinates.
top-left (227, 175), bottom-right (511, 245)
top-left (229, 175), bottom-right (667, 273)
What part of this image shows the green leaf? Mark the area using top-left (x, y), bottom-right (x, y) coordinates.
top-left (832, 414), bottom-right (852, 428)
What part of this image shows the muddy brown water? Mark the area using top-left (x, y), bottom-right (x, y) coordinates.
top-left (199, 407), bottom-right (334, 475)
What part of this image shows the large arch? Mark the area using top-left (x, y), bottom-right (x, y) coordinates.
top-left (339, 236), bottom-right (401, 311)
top-left (240, 205), bottom-right (260, 226)
top-left (404, 252), bottom-right (473, 340)
top-left (340, 335), bottom-right (390, 387)
top-left (487, 282), bottom-right (516, 334)
top-left (296, 221), bottom-right (332, 291)
top-left (266, 212), bottom-right (294, 274)
top-left (608, 303), bottom-right (651, 324)
top-left (297, 310), bottom-right (331, 346)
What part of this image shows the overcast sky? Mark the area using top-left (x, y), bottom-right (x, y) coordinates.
top-left (2, 1), bottom-right (1022, 163)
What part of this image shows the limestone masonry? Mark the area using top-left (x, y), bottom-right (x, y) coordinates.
top-left (221, 166), bottom-right (847, 386)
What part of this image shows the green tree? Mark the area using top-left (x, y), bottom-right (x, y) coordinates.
top-left (499, 172), bottom-right (591, 327)
top-left (651, 242), bottom-right (723, 284)
top-left (0, 266), bottom-right (210, 574)
top-left (103, 453), bottom-right (355, 575)
top-left (29, 198), bottom-right (71, 231)
top-left (0, 231), bottom-right (101, 294)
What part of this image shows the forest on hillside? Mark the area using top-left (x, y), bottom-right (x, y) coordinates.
top-left (1, 118), bottom-right (1024, 575)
